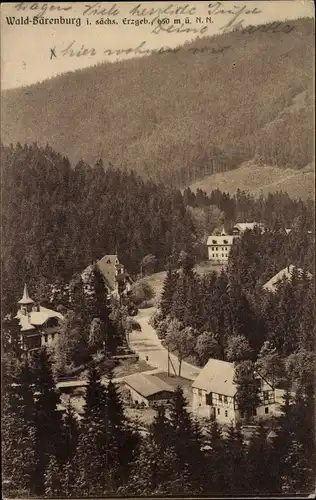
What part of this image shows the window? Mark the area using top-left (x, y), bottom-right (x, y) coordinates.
top-left (265, 407), bottom-right (269, 414)
top-left (198, 389), bottom-right (202, 397)
top-left (218, 394), bottom-right (222, 402)
top-left (51, 333), bottom-right (55, 341)
top-left (263, 390), bottom-right (269, 402)
top-left (225, 410), bottom-right (228, 417)
top-left (217, 408), bottom-right (220, 415)
top-left (224, 396), bottom-right (228, 404)
top-left (44, 334), bottom-right (48, 343)
top-left (206, 393), bottom-right (212, 406)
top-left (252, 408), bottom-right (257, 416)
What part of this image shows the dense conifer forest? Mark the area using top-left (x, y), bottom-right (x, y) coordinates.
top-left (1, 142), bottom-right (314, 316)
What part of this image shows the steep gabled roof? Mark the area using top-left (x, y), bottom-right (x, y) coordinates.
top-left (192, 359), bottom-right (236, 396)
top-left (263, 265), bottom-right (313, 293)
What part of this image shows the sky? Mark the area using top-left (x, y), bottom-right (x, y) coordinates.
top-left (1, 1), bottom-right (314, 89)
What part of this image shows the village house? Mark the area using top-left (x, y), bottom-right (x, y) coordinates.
top-left (263, 264), bottom-right (313, 293)
top-left (82, 254), bottom-right (133, 303)
top-left (14, 284), bottom-right (64, 352)
top-left (123, 373), bottom-right (175, 407)
top-left (192, 358), bottom-right (276, 425)
top-left (232, 222), bottom-right (265, 235)
top-left (207, 228), bottom-right (236, 263)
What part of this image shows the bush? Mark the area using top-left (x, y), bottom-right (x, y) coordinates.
top-left (131, 280), bottom-right (155, 306)
top-left (130, 319), bottom-right (141, 331)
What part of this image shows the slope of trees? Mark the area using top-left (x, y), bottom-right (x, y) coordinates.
top-left (1, 142), bottom-right (196, 315)
top-left (156, 232), bottom-right (315, 396)
top-left (1, 19), bottom-right (313, 186)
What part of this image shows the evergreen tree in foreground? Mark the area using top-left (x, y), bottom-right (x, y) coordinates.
top-left (160, 266), bottom-right (178, 319)
top-left (2, 360), bottom-right (36, 497)
top-left (168, 386), bottom-right (204, 492)
top-left (31, 348), bottom-right (63, 494)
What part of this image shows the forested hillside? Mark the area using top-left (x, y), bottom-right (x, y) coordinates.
top-left (1, 143), bottom-right (195, 313)
top-left (1, 18), bottom-right (313, 187)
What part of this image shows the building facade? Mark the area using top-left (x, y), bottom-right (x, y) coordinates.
top-left (207, 229), bottom-right (236, 263)
top-left (14, 284), bottom-right (64, 352)
top-left (192, 358), bottom-right (276, 425)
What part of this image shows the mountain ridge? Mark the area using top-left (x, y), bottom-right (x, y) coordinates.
top-left (1, 18), bottom-right (314, 189)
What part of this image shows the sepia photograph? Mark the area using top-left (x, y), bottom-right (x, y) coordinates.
top-left (1, 1), bottom-right (315, 498)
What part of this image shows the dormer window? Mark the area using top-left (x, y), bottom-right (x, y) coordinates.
top-left (223, 239), bottom-right (228, 244)
top-left (212, 240), bottom-right (217, 244)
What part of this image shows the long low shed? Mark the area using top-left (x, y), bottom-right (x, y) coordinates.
top-left (124, 373), bottom-right (175, 407)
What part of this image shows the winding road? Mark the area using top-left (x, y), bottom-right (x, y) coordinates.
top-left (129, 307), bottom-right (200, 381)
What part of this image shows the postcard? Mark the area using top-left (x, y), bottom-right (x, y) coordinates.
top-left (1, 1), bottom-right (315, 498)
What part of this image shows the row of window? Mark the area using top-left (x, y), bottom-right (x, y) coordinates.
top-left (211, 253), bottom-right (228, 258)
top-left (215, 407), bottom-right (270, 417)
top-left (211, 246), bottom-right (230, 251)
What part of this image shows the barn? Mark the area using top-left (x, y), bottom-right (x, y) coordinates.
top-left (124, 373), bottom-right (175, 407)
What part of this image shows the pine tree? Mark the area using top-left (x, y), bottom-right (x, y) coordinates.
top-left (224, 423), bottom-right (249, 494)
top-left (160, 266), bottom-right (178, 318)
top-left (246, 422), bottom-right (280, 493)
top-left (168, 386), bottom-right (204, 491)
top-left (203, 418), bottom-right (226, 494)
top-left (150, 405), bottom-right (171, 450)
top-left (106, 376), bottom-right (140, 485)
top-left (74, 365), bottom-right (109, 494)
top-left (83, 364), bottom-right (107, 420)
top-left (234, 360), bottom-right (261, 421)
top-left (44, 456), bottom-right (62, 496)
top-left (31, 348), bottom-right (63, 494)
top-left (2, 360), bottom-right (36, 497)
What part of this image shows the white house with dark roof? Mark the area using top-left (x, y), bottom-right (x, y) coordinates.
top-left (123, 373), bottom-right (175, 407)
top-left (14, 284), bottom-right (64, 352)
top-left (207, 228), bottom-right (236, 263)
top-left (263, 265), bottom-right (313, 293)
top-left (233, 222), bottom-right (265, 235)
top-left (192, 359), bottom-right (276, 424)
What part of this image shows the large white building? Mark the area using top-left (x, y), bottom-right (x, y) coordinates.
top-left (207, 229), bottom-right (237, 263)
top-left (192, 358), bottom-right (276, 425)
